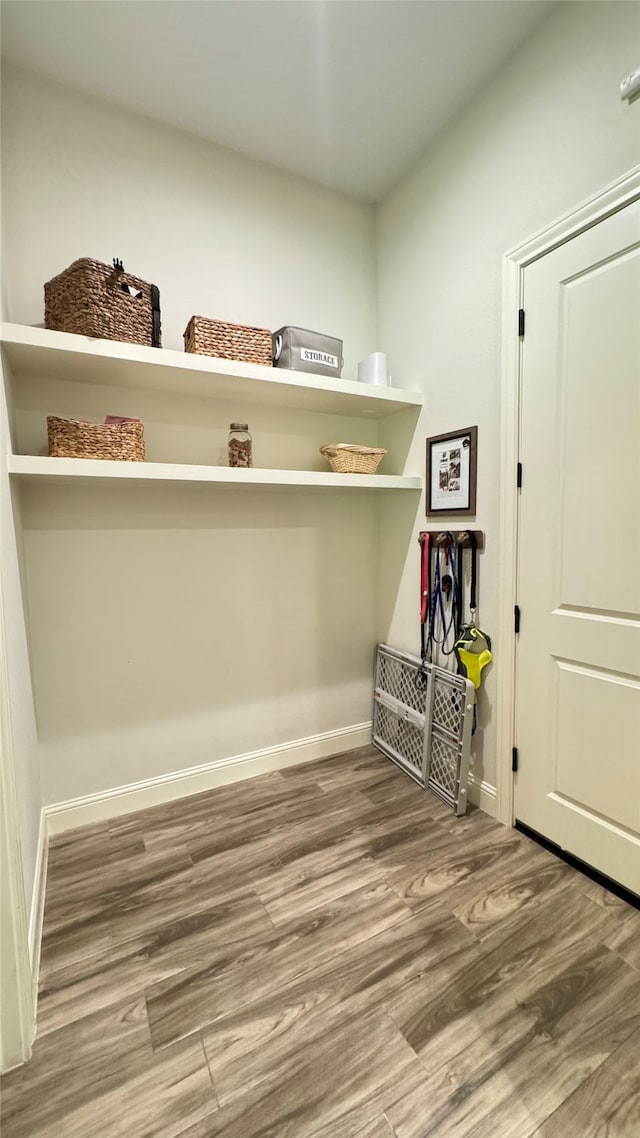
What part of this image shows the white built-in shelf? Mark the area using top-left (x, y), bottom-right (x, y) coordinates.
top-left (0, 324), bottom-right (423, 419)
top-left (8, 454), bottom-right (422, 491)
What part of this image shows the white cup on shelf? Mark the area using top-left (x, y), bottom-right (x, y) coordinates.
top-left (357, 351), bottom-right (389, 386)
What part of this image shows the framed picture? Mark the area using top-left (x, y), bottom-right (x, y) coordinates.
top-left (426, 426), bottom-right (477, 515)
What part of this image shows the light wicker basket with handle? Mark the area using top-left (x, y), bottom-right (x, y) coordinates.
top-left (47, 416), bottom-right (145, 462)
top-left (319, 444), bottom-right (387, 475)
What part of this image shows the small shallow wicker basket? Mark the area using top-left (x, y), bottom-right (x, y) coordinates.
top-left (184, 316), bottom-right (272, 367)
top-left (45, 258), bottom-right (161, 348)
top-left (47, 417), bottom-right (145, 462)
top-left (320, 444), bottom-right (387, 475)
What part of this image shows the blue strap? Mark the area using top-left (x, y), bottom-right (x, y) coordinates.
top-left (429, 545), bottom-right (457, 654)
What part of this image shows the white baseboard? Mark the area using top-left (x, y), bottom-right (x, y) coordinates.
top-left (468, 774), bottom-right (497, 816)
top-left (28, 808), bottom-right (48, 1005)
top-left (45, 722), bottom-right (372, 835)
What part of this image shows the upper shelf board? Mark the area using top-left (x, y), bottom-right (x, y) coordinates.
top-left (0, 324), bottom-right (423, 419)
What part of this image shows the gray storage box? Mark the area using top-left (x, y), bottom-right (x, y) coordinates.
top-left (272, 326), bottom-right (343, 378)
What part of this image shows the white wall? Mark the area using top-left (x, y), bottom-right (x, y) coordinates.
top-left (1, 65), bottom-right (376, 375)
top-left (18, 480), bottom-right (378, 805)
top-left (4, 0), bottom-right (637, 815)
top-left (1, 66), bottom-right (380, 807)
top-left (376, 0), bottom-right (640, 793)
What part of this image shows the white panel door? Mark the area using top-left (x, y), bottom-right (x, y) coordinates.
top-left (515, 200), bottom-right (640, 895)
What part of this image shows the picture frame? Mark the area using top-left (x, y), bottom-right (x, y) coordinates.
top-left (426, 426), bottom-right (477, 516)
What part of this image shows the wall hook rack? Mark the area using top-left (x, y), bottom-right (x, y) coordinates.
top-left (419, 529), bottom-right (484, 550)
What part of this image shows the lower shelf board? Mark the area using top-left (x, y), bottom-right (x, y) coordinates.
top-left (8, 454), bottom-right (422, 491)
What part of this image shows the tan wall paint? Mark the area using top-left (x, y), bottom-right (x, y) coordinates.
top-left (2, 1), bottom-right (638, 813)
top-left (0, 65), bottom-right (376, 374)
top-left (376, 0), bottom-right (640, 791)
top-left (0, 366), bottom-right (41, 906)
top-left (1, 66), bottom-right (380, 806)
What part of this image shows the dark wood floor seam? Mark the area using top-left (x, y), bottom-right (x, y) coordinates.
top-left (198, 1029), bottom-right (219, 1106)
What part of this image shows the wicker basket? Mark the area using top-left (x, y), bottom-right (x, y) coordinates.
top-left (47, 416), bottom-right (145, 462)
top-left (320, 444), bottom-right (387, 475)
top-left (184, 316), bottom-right (272, 367)
top-left (44, 258), bottom-right (161, 348)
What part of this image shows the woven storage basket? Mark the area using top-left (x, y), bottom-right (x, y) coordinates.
top-left (184, 316), bottom-right (272, 367)
top-left (320, 444), bottom-right (387, 475)
top-left (47, 417), bottom-right (145, 462)
top-left (44, 258), bottom-right (161, 348)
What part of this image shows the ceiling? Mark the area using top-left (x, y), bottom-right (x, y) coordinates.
top-left (0, 0), bottom-right (555, 202)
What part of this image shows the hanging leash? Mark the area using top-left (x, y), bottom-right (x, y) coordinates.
top-left (419, 530), bottom-right (492, 699)
top-left (450, 534), bottom-right (463, 644)
top-left (429, 536), bottom-right (460, 658)
top-left (419, 530), bottom-right (457, 682)
top-left (416, 533), bottom-right (432, 691)
top-left (420, 532), bottom-right (431, 663)
top-left (468, 530), bottom-right (478, 623)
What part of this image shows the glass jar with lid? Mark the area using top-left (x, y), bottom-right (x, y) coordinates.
top-left (227, 423), bottom-right (252, 468)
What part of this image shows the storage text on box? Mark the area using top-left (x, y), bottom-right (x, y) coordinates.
top-left (300, 348), bottom-right (339, 368)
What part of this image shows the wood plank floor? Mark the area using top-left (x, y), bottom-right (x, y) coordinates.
top-left (2, 746), bottom-right (639, 1137)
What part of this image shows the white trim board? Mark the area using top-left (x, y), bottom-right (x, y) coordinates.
top-left (467, 775), bottom-right (496, 817)
top-left (44, 725), bottom-right (496, 836)
top-left (28, 810), bottom-right (48, 1005)
top-left (496, 165), bottom-right (640, 827)
top-left (45, 723), bottom-right (372, 834)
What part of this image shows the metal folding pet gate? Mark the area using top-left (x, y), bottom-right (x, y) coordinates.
top-left (372, 643), bottom-right (474, 816)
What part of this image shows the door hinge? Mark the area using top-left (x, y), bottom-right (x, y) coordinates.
top-left (518, 309), bottom-right (525, 337)
top-left (514, 604), bottom-right (521, 634)
top-left (512, 746), bottom-right (519, 773)
top-left (516, 462), bottom-right (523, 489)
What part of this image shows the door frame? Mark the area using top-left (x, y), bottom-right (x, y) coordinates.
top-left (495, 164), bottom-right (640, 827)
